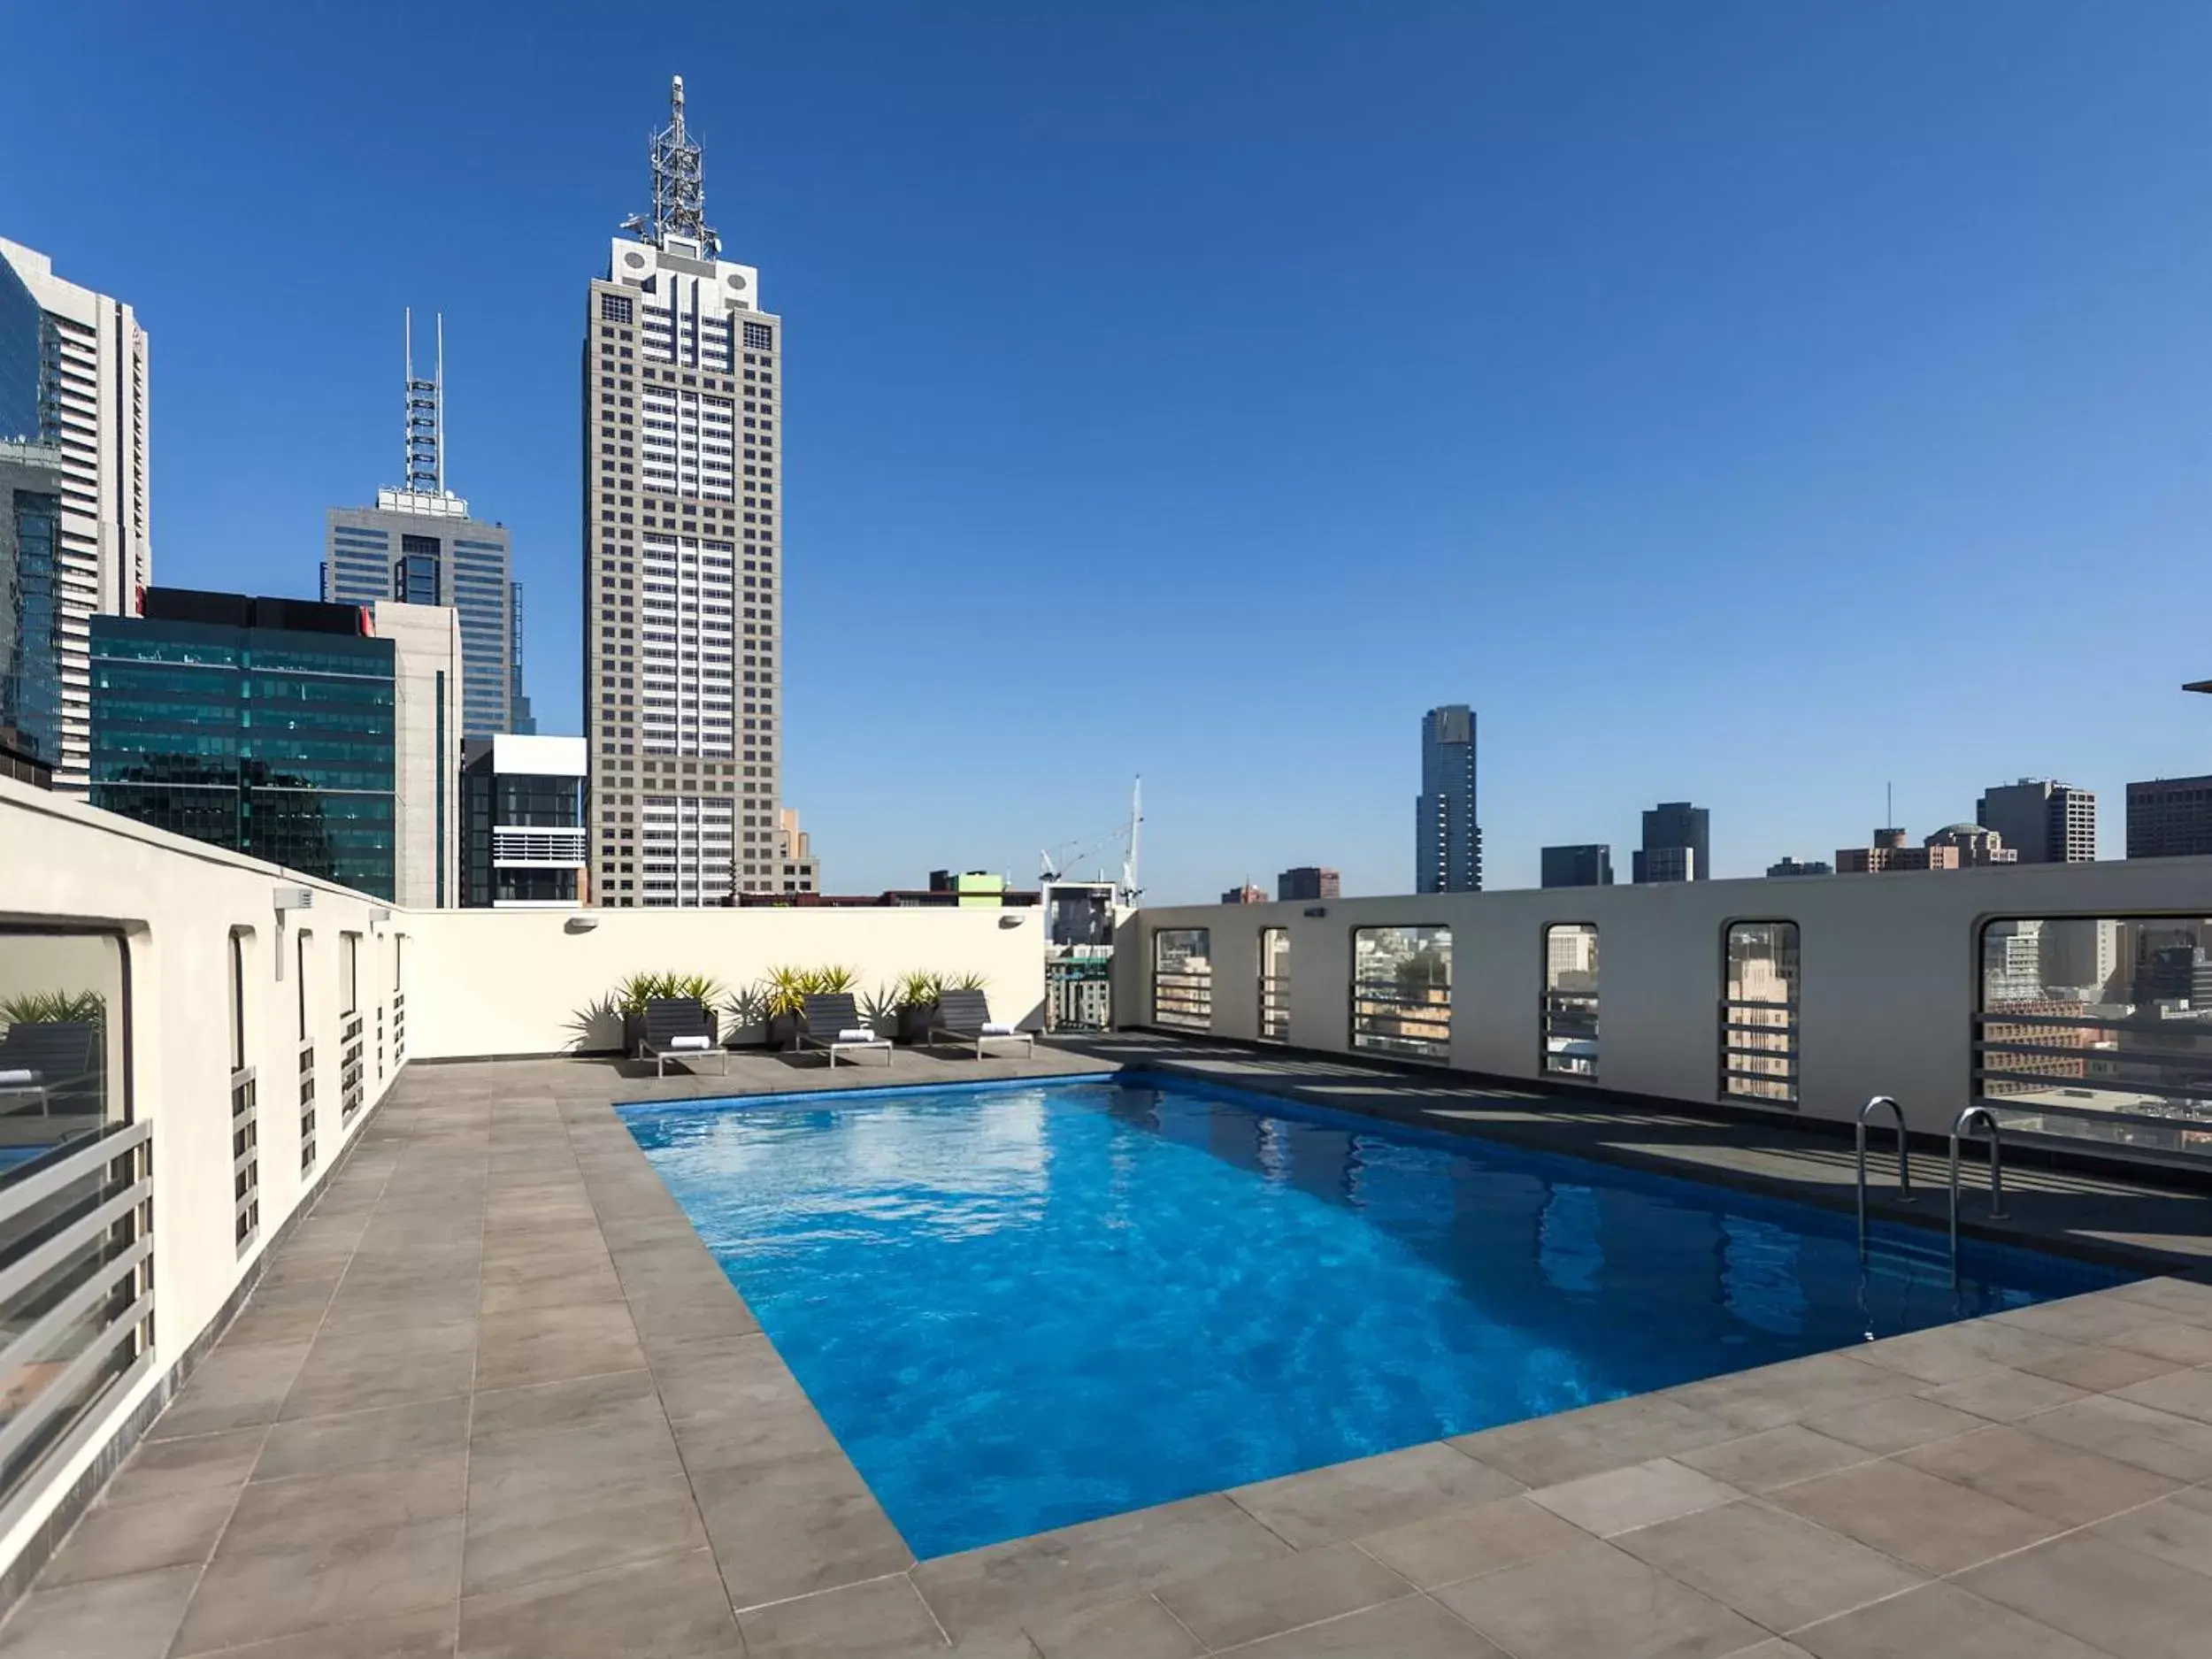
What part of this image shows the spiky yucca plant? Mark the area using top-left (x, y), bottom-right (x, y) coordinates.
top-left (610, 971), bottom-right (726, 1015)
top-left (0, 989), bottom-right (106, 1028)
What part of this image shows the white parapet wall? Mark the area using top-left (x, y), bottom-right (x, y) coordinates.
top-left (0, 775), bottom-right (1045, 1584)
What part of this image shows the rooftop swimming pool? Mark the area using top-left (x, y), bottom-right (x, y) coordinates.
top-left (621, 1073), bottom-right (2132, 1558)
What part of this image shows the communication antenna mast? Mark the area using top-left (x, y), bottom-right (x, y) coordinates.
top-left (403, 309), bottom-right (443, 495)
top-left (620, 75), bottom-right (719, 257)
top-left (1122, 776), bottom-right (1143, 906)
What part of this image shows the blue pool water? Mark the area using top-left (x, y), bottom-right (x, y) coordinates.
top-left (622, 1073), bottom-right (2131, 1558)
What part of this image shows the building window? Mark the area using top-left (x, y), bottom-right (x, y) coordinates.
top-left (1723, 921), bottom-right (1799, 1106)
top-left (1973, 914), bottom-right (2210, 1158)
top-left (1259, 927), bottom-right (1290, 1042)
top-left (602, 294), bottom-right (634, 324)
top-left (1153, 929), bottom-right (1211, 1031)
top-left (1351, 926), bottom-right (1451, 1062)
top-left (742, 321), bottom-right (774, 351)
top-left (342, 933), bottom-right (358, 1016)
top-left (1542, 924), bottom-right (1599, 1079)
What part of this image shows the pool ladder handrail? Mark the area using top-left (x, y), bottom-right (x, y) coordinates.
top-left (1854, 1095), bottom-right (1913, 1263)
top-left (1948, 1104), bottom-right (2009, 1286)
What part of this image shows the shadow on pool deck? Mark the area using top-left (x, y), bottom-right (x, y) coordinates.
top-left (6, 1039), bottom-right (2212, 1658)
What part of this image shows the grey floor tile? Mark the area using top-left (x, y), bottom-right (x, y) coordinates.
top-left (914, 1493), bottom-right (1287, 1641)
top-left (2016, 1394), bottom-right (2212, 1482)
top-left (255, 1394), bottom-right (472, 1480)
top-left (696, 1450), bottom-right (914, 1609)
top-left (220, 1298), bottom-right (333, 1348)
top-left (1800, 1394), bottom-right (1989, 1455)
top-left (466, 1411), bottom-right (687, 1511)
top-left (1451, 1394), bottom-right (1740, 1486)
top-left (477, 1263), bottom-right (625, 1314)
top-left (2017, 1341), bottom-right (2184, 1394)
top-left (1225, 1594), bottom-right (1509, 1657)
top-left (147, 1340), bottom-right (311, 1440)
top-left (1917, 1366), bottom-right (2086, 1423)
top-left (459, 1547), bottom-right (741, 1658)
top-left (2110, 1277), bottom-right (2212, 1324)
top-left (1609, 1499), bottom-right (1924, 1633)
top-left (1994, 1294), bottom-right (2179, 1345)
top-left (1351, 1494), bottom-right (1590, 1590)
top-left (2113, 1365), bottom-right (2212, 1425)
top-left (1959, 1532), bottom-right (2212, 1659)
top-left (102, 1425), bottom-right (265, 1507)
top-left (740, 1574), bottom-right (952, 1659)
top-left (178, 1604), bottom-right (459, 1658)
top-left (221, 1451), bottom-right (467, 1555)
top-left (280, 1322), bottom-right (476, 1419)
top-left (1023, 1594), bottom-right (1197, 1659)
top-left (1155, 1539), bottom-right (1412, 1649)
top-left (36, 1487), bottom-right (234, 1587)
top-left (473, 1301), bottom-right (645, 1391)
top-left (1768, 1456), bottom-right (2058, 1575)
top-left (468, 1365), bottom-right (659, 1440)
top-left (1526, 1458), bottom-right (1740, 1537)
top-left (461, 1472), bottom-right (707, 1598)
top-left (1899, 1422), bottom-right (2182, 1525)
top-left (2108, 1324), bottom-right (2212, 1366)
top-left (1791, 1580), bottom-right (2109, 1659)
top-left (1230, 1443), bottom-right (1524, 1549)
top-left (2089, 1485), bottom-right (2212, 1578)
top-left (170, 1518), bottom-right (465, 1654)
top-left (1433, 1537), bottom-right (1763, 1659)
top-left (0, 1563), bottom-right (200, 1659)
top-left (1673, 1426), bottom-right (1872, 1493)
top-left (1667, 1353), bottom-right (1921, 1433)
top-left (1856, 1321), bottom-right (2080, 1386)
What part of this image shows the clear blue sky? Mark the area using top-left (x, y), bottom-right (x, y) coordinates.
top-left (7, 3), bottom-right (2211, 901)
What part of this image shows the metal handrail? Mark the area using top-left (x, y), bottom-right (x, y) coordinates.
top-left (1949, 1104), bottom-right (2008, 1286)
top-left (1855, 1095), bottom-right (1914, 1262)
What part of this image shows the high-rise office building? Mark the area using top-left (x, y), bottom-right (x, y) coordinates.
top-left (2127, 776), bottom-right (2212, 860)
top-left (1, 439), bottom-right (65, 781)
top-left (1540, 844), bottom-right (1614, 888)
top-left (507, 584), bottom-right (535, 734)
top-left (1635, 802), bottom-right (1709, 883)
top-left (1924, 823), bottom-right (2017, 868)
top-left (89, 590), bottom-right (456, 903)
top-left (0, 239), bottom-right (151, 794)
top-left (1836, 826), bottom-right (1960, 874)
top-left (1765, 856), bottom-right (1833, 878)
top-left (1977, 778), bottom-right (2096, 864)
top-left (1278, 865), bottom-right (1340, 902)
top-left (1416, 704), bottom-right (1480, 893)
top-left (586, 78), bottom-right (801, 907)
top-left (322, 313), bottom-right (516, 741)
top-left (461, 734), bottom-right (587, 907)
top-left (1221, 883), bottom-right (1268, 905)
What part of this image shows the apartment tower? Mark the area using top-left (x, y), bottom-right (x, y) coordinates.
top-left (585, 78), bottom-right (804, 906)
top-left (323, 313), bottom-right (517, 741)
top-left (1978, 778), bottom-right (2096, 864)
top-left (1416, 704), bottom-right (1481, 893)
top-left (0, 240), bottom-right (151, 792)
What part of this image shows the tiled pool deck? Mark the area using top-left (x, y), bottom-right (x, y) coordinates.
top-left (9, 1041), bottom-right (2212, 1658)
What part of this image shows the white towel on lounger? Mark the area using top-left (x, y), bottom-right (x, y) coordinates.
top-left (837, 1027), bottom-right (876, 1042)
top-left (0, 1069), bottom-right (36, 1087)
top-left (981, 1022), bottom-right (1017, 1036)
top-left (666, 1034), bottom-right (711, 1051)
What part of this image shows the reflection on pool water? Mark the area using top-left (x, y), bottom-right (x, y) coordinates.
top-left (622, 1073), bottom-right (2131, 1558)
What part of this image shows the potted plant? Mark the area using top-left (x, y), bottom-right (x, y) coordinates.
top-left (891, 971), bottom-right (941, 1047)
top-left (612, 971), bottom-right (725, 1056)
top-left (758, 965), bottom-right (811, 1052)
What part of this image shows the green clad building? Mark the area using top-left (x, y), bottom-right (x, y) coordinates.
top-left (89, 590), bottom-right (399, 898)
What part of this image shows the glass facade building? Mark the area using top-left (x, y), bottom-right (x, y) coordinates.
top-left (89, 592), bottom-right (398, 899)
top-left (1, 443), bottom-right (65, 771)
top-left (0, 257), bottom-right (43, 444)
top-left (459, 734), bottom-right (587, 907)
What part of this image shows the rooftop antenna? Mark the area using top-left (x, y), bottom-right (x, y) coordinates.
top-left (1121, 776), bottom-right (1143, 906)
top-left (1886, 780), bottom-right (1894, 831)
top-left (620, 74), bottom-right (719, 257)
top-left (403, 309), bottom-right (443, 495)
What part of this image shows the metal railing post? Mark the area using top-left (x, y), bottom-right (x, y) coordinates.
top-left (1949, 1105), bottom-right (2008, 1286)
top-left (1855, 1094), bottom-right (1913, 1262)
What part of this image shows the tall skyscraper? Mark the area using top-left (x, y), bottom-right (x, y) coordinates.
top-left (2127, 776), bottom-right (2212, 860)
top-left (508, 583), bottom-right (535, 734)
top-left (0, 439), bottom-right (65, 781)
top-left (1635, 801), bottom-right (1710, 882)
top-left (1415, 704), bottom-right (1480, 893)
top-left (1977, 778), bottom-right (2096, 864)
top-left (322, 313), bottom-right (517, 741)
top-left (0, 239), bottom-right (151, 794)
top-left (585, 78), bottom-right (800, 907)
top-left (1540, 844), bottom-right (1614, 888)
top-left (1278, 865), bottom-right (1340, 902)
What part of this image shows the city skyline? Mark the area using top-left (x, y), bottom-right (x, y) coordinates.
top-left (8, 6), bottom-right (2212, 900)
